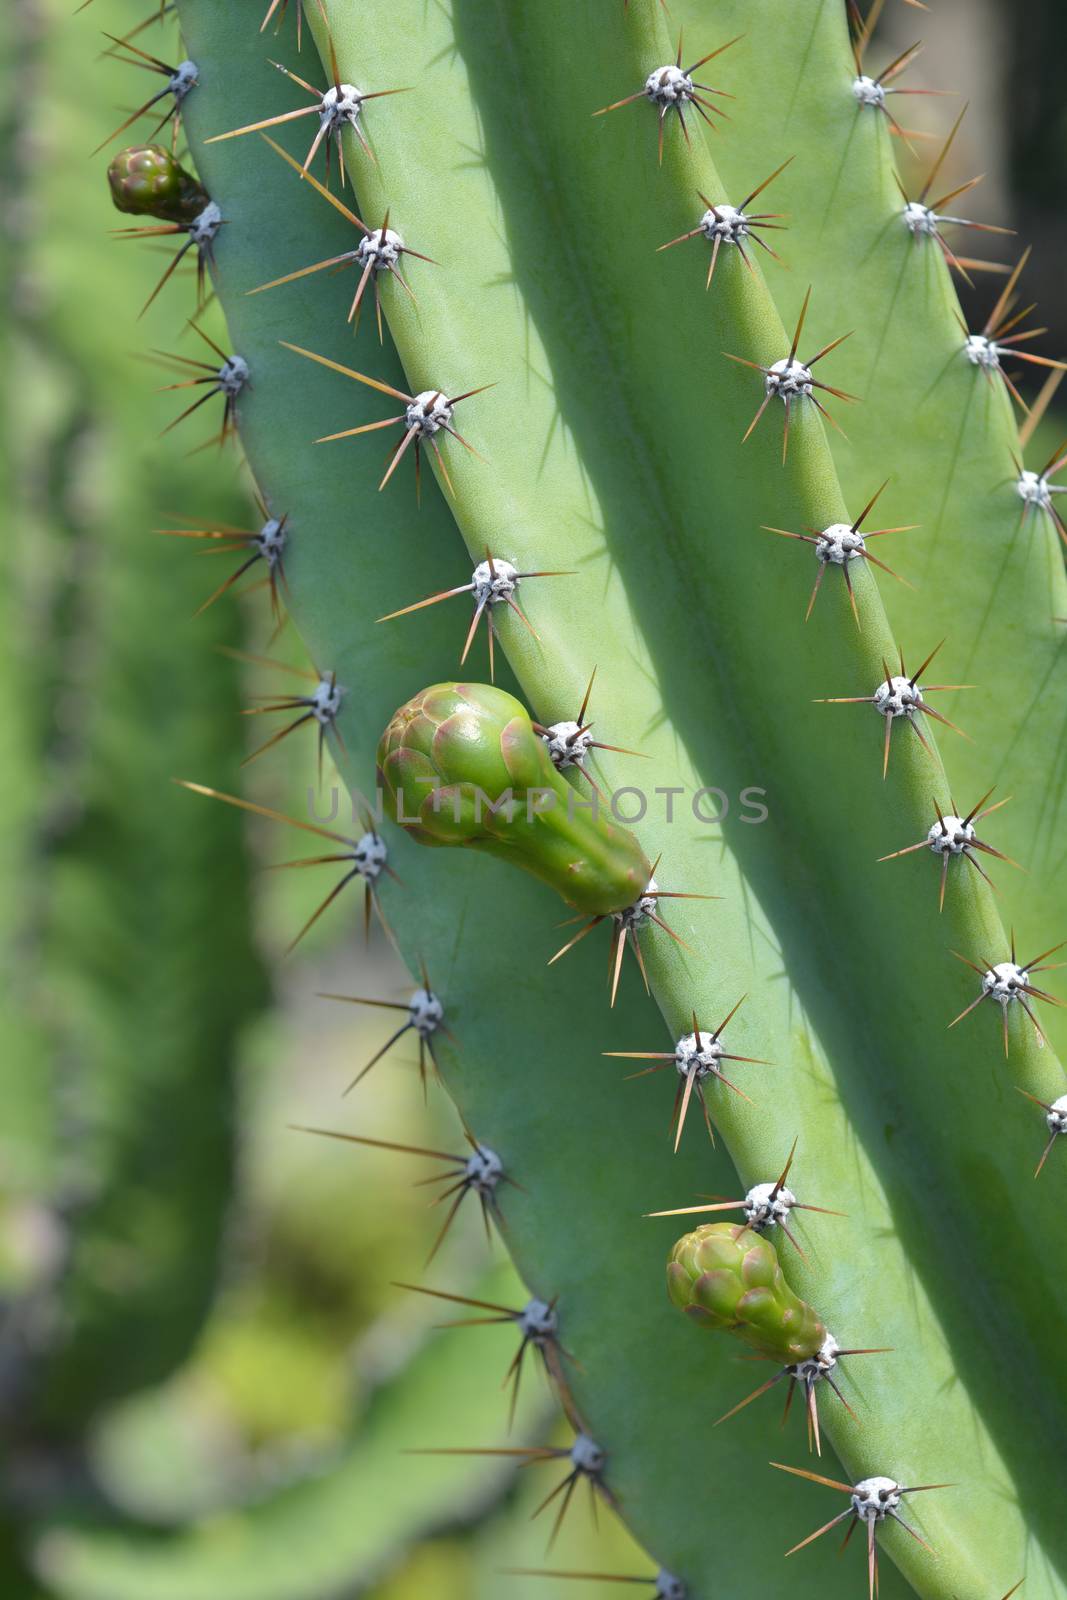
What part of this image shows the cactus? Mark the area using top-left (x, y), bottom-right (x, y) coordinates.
top-left (36, 0), bottom-right (1067, 1597)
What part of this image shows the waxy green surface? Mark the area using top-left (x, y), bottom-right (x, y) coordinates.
top-left (52, 3), bottom-right (1064, 1596)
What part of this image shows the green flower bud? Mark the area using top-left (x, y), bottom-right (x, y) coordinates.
top-left (666, 1222), bottom-right (826, 1364)
top-left (107, 145), bottom-right (209, 225)
top-left (377, 682), bottom-right (653, 916)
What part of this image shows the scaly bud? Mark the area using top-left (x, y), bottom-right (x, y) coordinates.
top-left (107, 144), bottom-right (208, 224)
top-left (666, 1222), bottom-right (826, 1364)
top-left (377, 682), bottom-right (652, 916)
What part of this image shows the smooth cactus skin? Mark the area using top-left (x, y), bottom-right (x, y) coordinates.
top-left (702, 0), bottom-right (1067, 1070)
top-left (54, 2), bottom-right (1067, 1599)
top-left (378, 682), bottom-right (652, 913)
top-left (107, 143), bottom-right (208, 221)
top-left (667, 1224), bottom-right (827, 1363)
top-left (300, 10), bottom-right (1066, 1593)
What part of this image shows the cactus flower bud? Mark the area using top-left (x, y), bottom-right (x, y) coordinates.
top-left (107, 144), bottom-right (209, 225)
top-left (666, 1222), bottom-right (827, 1364)
top-left (377, 682), bottom-right (652, 916)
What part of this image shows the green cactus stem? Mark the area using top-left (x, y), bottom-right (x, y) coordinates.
top-left (48, 1), bottom-right (1067, 1597)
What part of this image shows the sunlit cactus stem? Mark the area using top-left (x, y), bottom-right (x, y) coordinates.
top-left (53, 0), bottom-right (1067, 1597)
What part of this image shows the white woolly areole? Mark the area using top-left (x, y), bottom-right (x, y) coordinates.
top-left (644, 63), bottom-right (693, 106)
top-left (1046, 1095), bottom-right (1067, 1134)
top-left (218, 354), bottom-right (249, 395)
top-left (353, 830), bottom-right (387, 881)
top-left (851, 1477), bottom-right (903, 1522)
top-left (542, 719), bottom-right (593, 769)
top-left (816, 522), bottom-right (865, 565)
top-left (255, 517), bottom-right (287, 566)
top-left (570, 1433), bottom-right (606, 1474)
top-left (787, 1331), bottom-right (841, 1381)
top-left (616, 876), bottom-right (659, 932)
top-left (519, 1298), bottom-right (558, 1341)
top-left (765, 356), bottom-right (813, 401)
top-left (406, 390), bottom-right (453, 435)
top-left (744, 1179), bottom-right (797, 1230)
top-left (319, 82), bottom-right (364, 130)
top-left (982, 961), bottom-right (1029, 1005)
top-left (188, 201), bottom-right (222, 247)
top-left (674, 1030), bottom-right (724, 1081)
top-left (964, 333), bottom-right (1000, 370)
top-left (902, 200), bottom-right (939, 237)
top-left (851, 73), bottom-right (886, 107)
top-left (465, 1144), bottom-right (503, 1193)
top-left (873, 674), bottom-right (923, 719)
top-left (655, 1573), bottom-right (687, 1600)
top-left (310, 675), bottom-right (343, 724)
top-left (700, 202), bottom-right (749, 244)
top-left (407, 987), bottom-right (443, 1036)
top-left (357, 227), bottom-right (404, 271)
top-left (1016, 468), bottom-right (1053, 510)
top-left (471, 557), bottom-right (519, 605)
top-left (169, 59), bottom-right (199, 100)
top-left (927, 815), bottom-right (975, 855)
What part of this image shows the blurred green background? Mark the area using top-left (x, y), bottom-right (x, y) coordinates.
top-left (0, 1), bottom-right (1064, 1597)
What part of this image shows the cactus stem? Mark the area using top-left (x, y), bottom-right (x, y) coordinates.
top-left (394, 1281), bottom-right (573, 1428)
top-left (724, 286), bottom-right (858, 463)
top-left (897, 105), bottom-right (1015, 285)
top-left (949, 935), bottom-right (1066, 1055)
top-left (174, 779), bottom-right (394, 950)
top-left (646, 1137), bottom-right (845, 1249)
top-left (762, 477), bottom-right (917, 628)
top-left (656, 156), bottom-right (794, 287)
top-left (531, 667), bottom-right (649, 795)
top-left (815, 640), bottom-right (973, 780)
top-left (154, 320), bottom-right (248, 448)
top-left (503, 1570), bottom-right (686, 1599)
top-left (550, 868), bottom-right (714, 1009)
top-left (94, 34), bottom-right (197, 155)
top-left (293, 1125), bottom-right (511, 1264)
top-left (593, 33), bottom-right (742, 166)
top-left (249, 136), bottom-right (436, 342)
top-left (878, 790), bottom-right (1018, 911)
top-left (318, 968), bottom-right (450, 1097)
top-left (281, 342), bottom-right (491, 498)
top-left (1015, 1088), bottom-right (1067, 1177)
top-left (236, 659), bottom-right (345, 779)
top-left (962, 247), bottom-right (1067, 410)
top-left (716, 1335), bottom-right (890, 1456)
top-left (114, 199), bottom-right (224, 318)
top-left (410, 1434), bottom-right (614, 1549)
top-left (850, 33), bottom-right (926, 117)
top-left (1013, 433), bottom-right (1067, 548)
top-left (203, 20), bottom-right (411, 186)
top-left (771, 1463), bottom-right (949, 1600)
top-left (378, 555), bottom-right (573, 683)
top-left (157, 498), bottom-right (289, 624)
top-left (605, 995), bottom-right (767, 1150)
top-left (261, 0), bottom-right (303, 49)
